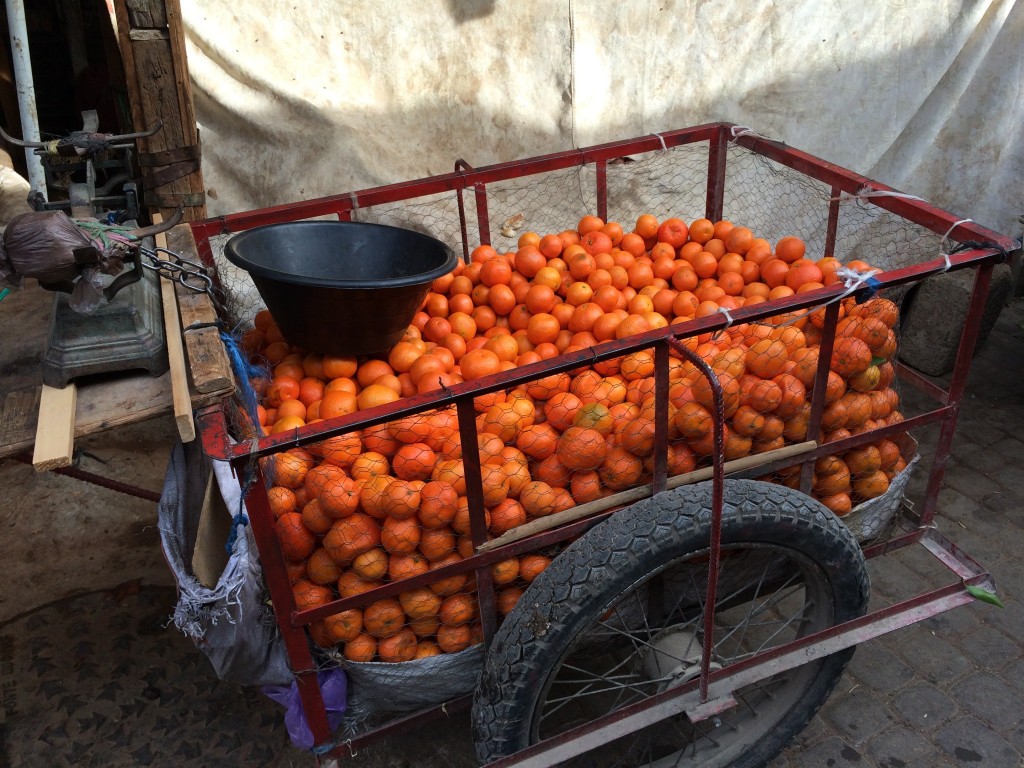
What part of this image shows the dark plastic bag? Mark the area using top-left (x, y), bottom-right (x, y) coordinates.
top-left (262, 669), bottom-right (348, 751)
top-left (1, 210), bottom-right (95, 285)
top-left (0, 211), bottom-right (134, 312)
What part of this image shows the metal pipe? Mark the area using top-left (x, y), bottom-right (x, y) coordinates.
top-left (4, 0), bottom-right (46, 200)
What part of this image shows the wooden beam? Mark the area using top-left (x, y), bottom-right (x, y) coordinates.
top-left (113, 0), bottom-right (206, 220)
top-left (161, 275), bottom-right (196, 441)
top-left (155, 214), bottom-right (196, 441)
top-left (181, 326), bottom-right (234, 395)
top-left (32, 384), bottom-right (77, 471)
top-left (166, 223), bottom-right (235, 396)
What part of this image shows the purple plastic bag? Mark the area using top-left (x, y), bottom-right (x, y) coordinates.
top-left (262, 669), bottom-right (347, 751)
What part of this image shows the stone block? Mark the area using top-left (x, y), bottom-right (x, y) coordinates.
top-left (934, 716), bottom-right (1021, 765)
top-left (898, 263), bottom-right (1013, 377)
top-left (891, 682), bottom-right (959, 730)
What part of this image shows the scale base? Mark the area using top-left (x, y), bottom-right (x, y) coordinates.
top-left (41, 267), bottom-right (169, 389)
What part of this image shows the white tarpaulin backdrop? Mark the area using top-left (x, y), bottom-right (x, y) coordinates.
top-left (182, 0), bottom-right (1022, 239)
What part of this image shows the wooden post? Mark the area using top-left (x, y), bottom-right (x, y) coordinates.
top-left (113, 0), bottom-right (206, 221)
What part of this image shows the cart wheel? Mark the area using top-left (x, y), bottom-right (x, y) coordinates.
top-left (473, 479), bottom-right (870, 767)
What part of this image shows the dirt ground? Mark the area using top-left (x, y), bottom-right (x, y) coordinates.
top-left (0, 416), bottom-right (178, 625)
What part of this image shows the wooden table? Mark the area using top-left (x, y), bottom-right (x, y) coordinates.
top-left (0, 280), bottom-right (177, 459)
top-left (0, 224), bottom-right (234, 464)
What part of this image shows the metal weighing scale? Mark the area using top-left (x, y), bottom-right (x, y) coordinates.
top-left (40, 229), bottom-right (168, 389)
top-left (3, 112), bottom-right (176, 389)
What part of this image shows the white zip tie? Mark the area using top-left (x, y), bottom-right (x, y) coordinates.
top-left (831, 187), bottom-right (928, 204)
top-left (941, 218), bottom-right (972, 249)
top-left (711, 306), bottom-right (735, 340)
top-left (653, 132), bottom-right (668, 152)
top-left (349, 191), bottom-right (360, 211)
top-left (835, 265), bottom-right (881, 290)
top-left (937, 218), bottom-right (971, 273)
top-left (772, 266), bottom-right (882, 328)
top-left (729, 125), bottom-right (775, 142)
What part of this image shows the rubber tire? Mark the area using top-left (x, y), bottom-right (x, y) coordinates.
top-left (473, 479), bottom-right (871, 767)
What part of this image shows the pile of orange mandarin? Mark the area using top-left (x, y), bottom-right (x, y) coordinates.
top-left (243, 213), bottom-right (906, 662)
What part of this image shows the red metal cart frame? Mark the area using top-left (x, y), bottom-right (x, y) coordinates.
top-left (189, 123), bottom-right (1017, 766)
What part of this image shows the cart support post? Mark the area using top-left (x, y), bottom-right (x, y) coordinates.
top-left (666, 337), bottom-right (724, 702)
top-left (595, 159), bottom-right (608, 223)
top-left (824, 184), bottom-right (841, 259)
top-left (240, 468), bottom-right (334, 748)
top-left (454, 159), bottom-right (474, 261)
top-left (801, 300), bottom-right (841, 494)
top-left (918, 261), bottom-right (994, 526)
top-left (457, 396), bottom-right (499, 643)
top-left (652, 341), bottom-right (670, 495)
top-left (706, 126), bottom-right (729, 222)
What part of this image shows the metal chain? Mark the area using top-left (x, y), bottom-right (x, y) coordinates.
top-left (139, 245), bottom-right (215, 295)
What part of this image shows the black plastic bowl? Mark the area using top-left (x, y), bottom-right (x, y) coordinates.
top-left (224, 220), bottom-right (458, 356)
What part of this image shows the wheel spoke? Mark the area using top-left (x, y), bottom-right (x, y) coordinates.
top-left (543, 681), bottom-right (650, 708)
top-left (546, 550), bottom-right (827, 763)
top-left (541, 660), bottom-right (654, 723)
top-left (712, 578), bottom-right (806, 656)
top-left (719, 599), bottom-right (814, 663)
top-left (721, 557), bottom-right (775, 653)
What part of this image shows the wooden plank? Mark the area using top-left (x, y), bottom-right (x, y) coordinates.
top-left (183, 326), bottom-right (234, 395)
top-left (164, 0), bottom-right (199, 154)
top-left (133, 38), bottom-right (188, 187)
top-left (134, 36), bottom-right (205, 214)
top-left (1, 371), bottom-right (227, 459)
top-left (0, 389), bottom-right (41, 453)
top-left (192, 472), bottom-right (232, 588)
top-left (155, 214), bottom-right (196, 441)
top-left (164, 223), bottom-right (236, 395)
top-left (75, 371), bottom-right (174, 433)
top-left (0, 376), bottom-right (178, 462)
top-left (161, 275), bottom-right (196, 441)
top-left (175, 281), bottom-right (218, 329)
top-left (112, 0), bottom-right (142, 130)
top-left (32, 384), bottom-right (77, 471)
top-left (98, 0), bottom-right (130, 134)
top-left (167, 224), bottom-right (218, 328)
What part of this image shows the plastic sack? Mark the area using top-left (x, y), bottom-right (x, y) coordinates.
top-left (339, 644), bottom-right (484, 732)
top-left (262, 669), bottom-right (348, 751)
top-left (0, 211), bottom-right (133, 312)
top-left (67, 266), bottom-right (107, 314)
top-left (157, 438), bottom-right (293, 686)
top-left (0, 210), bottom-right (96, 286)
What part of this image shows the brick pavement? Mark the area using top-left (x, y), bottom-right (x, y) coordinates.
top-left (1, 298), bottom-right (1021, 767)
